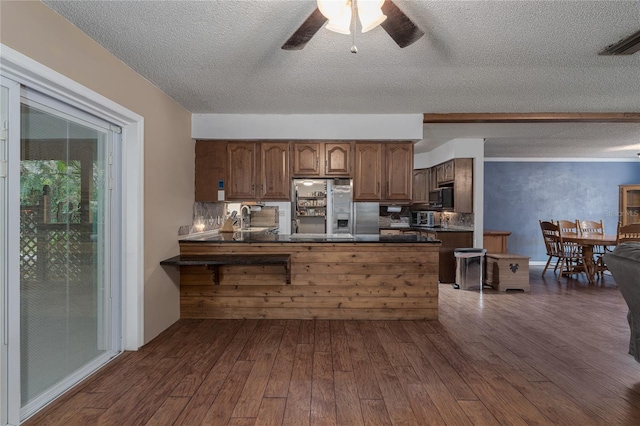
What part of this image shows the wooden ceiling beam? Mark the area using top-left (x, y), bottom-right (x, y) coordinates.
top-left (422, 113), bottom-right (640, 123)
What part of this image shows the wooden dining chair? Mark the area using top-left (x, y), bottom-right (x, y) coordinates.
top-left (578, 219), bottom-right (610, 278)
top-left (557, 219), bottom-right (579, 236)
top-left (539, 220), bottom-right (562, 275)
top-left (540, 220), bottom-right (587, 280)
top-left (617, 222), bottom-right (640, 244)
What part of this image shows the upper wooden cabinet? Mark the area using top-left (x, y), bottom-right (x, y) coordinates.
top-left (417, 158), bottom-right (473, 212)
top-left (226, 141), bottom-right (290, 201)
top-left (293, 142), bottom-right (322, 176)
top-left (354, 142), bottom-right (413, 203)
top-left (259, 142), bottom-right (290, 200)
top-left (354, 143), bottom-right (382, 200)
top-left (452, 158), bottom-right (473, 213)
top-left (292, 142), bottom-right (352, 177)
top-left (195, 140), bottom-right (226, 202)
top-left (325, 143), bottom-right (352, 176)
top-left (226, 142), bottom-right (256, 200)
top-left (436, 160), bottom-right (455, 185)
top-left (384, 143), bottom-right (413, 202)
top-left (412, 169), bottom-right (429, 204)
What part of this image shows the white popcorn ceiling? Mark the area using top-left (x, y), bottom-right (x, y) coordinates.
top-left (42, 0), bottom-right (640, 159)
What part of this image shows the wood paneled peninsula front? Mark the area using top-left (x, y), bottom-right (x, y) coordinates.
top-left (171, 232), bottom-right (440, 320)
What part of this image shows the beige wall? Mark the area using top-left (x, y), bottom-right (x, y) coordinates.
top-left (1, 1), bottom-right (194, 344)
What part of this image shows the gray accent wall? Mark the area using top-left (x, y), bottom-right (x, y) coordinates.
top-left (484, 161), bottom-right (640, 261)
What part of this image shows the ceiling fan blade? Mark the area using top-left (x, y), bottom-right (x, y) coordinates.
top-left (380, 0), bottom-right (425, 48)
top-left (282, 8), bottom-right (328, 50)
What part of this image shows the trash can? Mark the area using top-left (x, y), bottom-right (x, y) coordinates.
top-left (454, 248), bottom-right (487, 291)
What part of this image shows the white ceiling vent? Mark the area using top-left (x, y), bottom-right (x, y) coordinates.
top-left (599, 29), bottom-right (640, 55)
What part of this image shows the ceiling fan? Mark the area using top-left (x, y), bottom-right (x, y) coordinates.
top-left (282, 0), bottom-right (424, 51)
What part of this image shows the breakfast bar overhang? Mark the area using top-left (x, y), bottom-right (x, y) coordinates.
top-left (165, 232), bottom-right (441, 320)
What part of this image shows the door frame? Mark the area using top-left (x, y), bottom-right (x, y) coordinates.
top-left (0, 44), bottom-right (145, 353)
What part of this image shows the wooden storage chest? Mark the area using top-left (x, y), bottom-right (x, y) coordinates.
top-left (485, 253), bottom-right (530, 291)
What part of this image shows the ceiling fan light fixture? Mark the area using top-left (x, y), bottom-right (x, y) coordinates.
top-left (326, 12), bottom-right (352, 34)
top-left (318, 0), bottom-right (352, 34)
top-left (357, 0), bottom-right (386, 33)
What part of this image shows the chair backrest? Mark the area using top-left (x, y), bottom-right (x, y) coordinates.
top-left (557, 219), bottom-right (579, 236)
top-left (578, 219), bottom-right (604, 236)
top-left (617, 222), bottom-right (640, 244)
top-left (540, 220), bottom-right (562, 256)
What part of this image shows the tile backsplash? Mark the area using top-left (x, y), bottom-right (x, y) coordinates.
top-left (178, 202), bottom-right (225, 236)
top-left (178, 202), bottom-right (280, 236)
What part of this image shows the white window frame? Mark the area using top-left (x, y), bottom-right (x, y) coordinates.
top-left (0, 44), bottom-right (144, 352)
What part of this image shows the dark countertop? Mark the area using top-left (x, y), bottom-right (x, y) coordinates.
top-left (379, 225), bottom-right (474, 233)
top-left (179, 230), bottom-right (440, 244)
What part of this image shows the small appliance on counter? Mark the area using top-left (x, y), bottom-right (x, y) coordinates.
top-left (411, 211), bottom-right (437, 227)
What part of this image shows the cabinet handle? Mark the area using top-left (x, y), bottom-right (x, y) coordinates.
top-left (377, 182), bottom-right (380, 193)
top-left (387, 181), bottom-right (390, 195)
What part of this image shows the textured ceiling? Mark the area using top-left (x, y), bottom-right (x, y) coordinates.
top-left (42, 0), bottom-right (640, 158)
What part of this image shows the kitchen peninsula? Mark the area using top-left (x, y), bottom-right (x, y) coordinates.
top-left (164, 231), bottom-right (440, 320)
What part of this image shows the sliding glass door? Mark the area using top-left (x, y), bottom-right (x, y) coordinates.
top-left (9, 87), bottom-right (121, 421)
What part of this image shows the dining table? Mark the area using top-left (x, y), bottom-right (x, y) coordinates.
top-left (562, 233), bottom-right (617, 283)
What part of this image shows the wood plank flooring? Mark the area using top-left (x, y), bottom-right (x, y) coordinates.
top-left (24, 266), bottom-right (640, 425)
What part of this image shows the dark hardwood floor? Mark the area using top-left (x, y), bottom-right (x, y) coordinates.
top-left (24, 266), bottom-right (640, 425)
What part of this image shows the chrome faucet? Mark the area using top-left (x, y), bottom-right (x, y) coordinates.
top-left (240, 205), bottom-right (251, 229)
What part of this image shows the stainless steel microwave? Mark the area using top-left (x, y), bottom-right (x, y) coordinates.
top-left (429, 187), bottom-right (454, 209)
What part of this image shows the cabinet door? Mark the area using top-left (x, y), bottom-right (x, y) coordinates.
top-left (226, 142), bottom-right (256, 200)
top-left (453, 158), bottom-right (473, 213)
top-left (429, 167), bottom-right (438, 191)
top-left (385, 142), bottom-right (413, 202)
top-left (195, 140), bottom-right (226, 201)
top-left (293, 142), bottom-right (322, 176)
top-left (260, 142), bottom-right (291, 200)
top-left (620, 185), bottom-right (640, 225)
top-left (443, 160), bottom-right (455, 182)
top-left (354, 143), bottom-right (382, 201)
top-left (436, 164), bottom-right (445, 185)
top-left (325, 143), bottom-right (352, 176)
top-left (412, 169), bottom-right (429, 204)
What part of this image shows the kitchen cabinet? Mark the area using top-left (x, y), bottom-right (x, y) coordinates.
top-left (226, 141), bottom-right (290, 201)
top-left (354, 143), bottom-right (383, 200)
top-left (226, 142), bottom-right (256, 200)
top-left (435, 160), bottom-right (455, 185)
top-left (443, 160), bottom-right (455, 182)
top-left (354, 142), bottom-right (413, 203)
top-left (435, 164), bottom-right (445, 186)
top-left (292, 142), bottom-right (352, 177)
top-left (412, 168), bottom-right (429, 204)
top-left (425, 230), bottom-right (474, 284)
top-left (325, 143), bottom-right (352, 176)
top-left (429, 167), bottom-right (438, 191)
top-left (194, 140), bottom-right (226, 202)
top-left (620, 184), bottom-right (640, 226)
top-left (259, 142), bottom-right (291, 199)
top-left (430, 158), bottom-right (473, 213)
top-left (385, 143), bottom-right (413, 202)
top-left (452, 158), bottom-right (473, 213)
top-left (293, 142), bottom-right (322, 176)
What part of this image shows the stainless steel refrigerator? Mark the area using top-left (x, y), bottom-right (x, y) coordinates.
top-left (329, 179), bottom-right (379, 235)
top-left (353, 202), bottom-right (380, 234)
